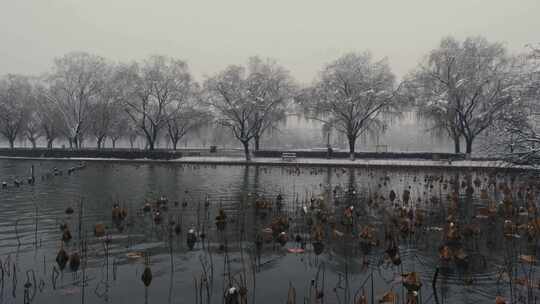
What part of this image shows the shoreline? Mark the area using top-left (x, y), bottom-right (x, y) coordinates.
top-left (0, 155), bottom-right (529, 171)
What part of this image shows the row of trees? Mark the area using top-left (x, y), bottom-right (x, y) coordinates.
top-left (1, 36), bottom-right (539, 161)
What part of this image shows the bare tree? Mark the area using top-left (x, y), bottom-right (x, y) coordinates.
top-left (125, 119), bottom-right (141, 149)
top-left (109, 111), bottom-right (130, 149)
top-left (24, 110), bottom-right (41, 148)
top-left (166, 105), bottom-right (211, 150)
top-left (88, 67), bottom-right (125, 149)
top-left (88, 101), bottom-right (110, 149)
top-left (33, 83), bottom-right (65, 149)
top-left (121, 55), bottom-right (194, 150)
top-left (0, 74), bottom-right (33, 148)
top-left (45, 52), bottom-right (108, 148)
top-left (20, 78), bottom-right (43, 148)
top-left (298, 52), bottom-right (401, 160)
top-left (409, 36), bottom-right (518, 155)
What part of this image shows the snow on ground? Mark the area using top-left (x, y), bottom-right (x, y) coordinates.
top-left (0, 155), bottom-right (529, 169)
top-left (176, 156), bottom-right (518, 169)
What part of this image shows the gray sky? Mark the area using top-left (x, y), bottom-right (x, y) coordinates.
top-left (1, 0), bottom-right (539, 83)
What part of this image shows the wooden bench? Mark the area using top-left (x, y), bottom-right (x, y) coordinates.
top-left (281, 152), bottom-right (297, 161)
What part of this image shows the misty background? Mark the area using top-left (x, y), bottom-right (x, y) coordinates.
top-left (1, 0), bottom-right (538, 151)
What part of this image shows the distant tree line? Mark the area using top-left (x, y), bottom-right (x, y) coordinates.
top-left (0, 35), bottom-right (538, 161)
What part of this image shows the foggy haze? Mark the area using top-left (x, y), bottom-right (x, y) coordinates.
top-left (1, 0), bottom-right (538, 82)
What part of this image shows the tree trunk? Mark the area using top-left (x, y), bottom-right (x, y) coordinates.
top-left (112, 139), bottom-right (117, 149)
top-left (172, 139), bottom-right (178, 150)
top-left (9, 138), bottom-right (15, 149)
top-left (146, 135), bottom-right (155, 150)
top-left (453, 136), bottom-right (461, 154)
top-left (72, 136), bottom-right (79, 149)
top-left (29, 139), bottom-right (37, 149)
top-left (242, 140), bottom-right (251, 161)
top-left (465, 138), bottom-right (473, 155)
top-left (47, 138), bottom-right (54, 149)
top-left (254, 134), bottom-right (260, 151)
top-left (97, 137), bottom-right (103, 149)
top-left (348, 136), bottom-right (356, 161)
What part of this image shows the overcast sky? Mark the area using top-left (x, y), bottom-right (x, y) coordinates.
top-left (0, 0), bottom-right (538, 83)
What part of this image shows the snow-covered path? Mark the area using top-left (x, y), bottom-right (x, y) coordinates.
top-left (0, 155), bottom-right (530, 170)
top-left (176, 156), bottom-right (517, 169)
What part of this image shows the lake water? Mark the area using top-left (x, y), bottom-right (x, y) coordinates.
top-left (0, 158), bottom-right (535, 304)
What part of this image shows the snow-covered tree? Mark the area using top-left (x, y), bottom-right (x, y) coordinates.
top-left (121, 55), bottom-right (195, 150)
top-left (204, 66), bottom-right (255, 159)
top-left (20, 77), bottom-right (43, 148)
top-left (88, 66), bottom-right (126, 149)
top-left (33, 83), bottom-right (65, 149)
top-left (109, 111), bottom-right (130, 149)
top-left (409, 36), bottom-right (519, 154)
top-left (298, 52), bottom-right (402, 160)
top-left (245, 56), bottom-right (295, 151)
top-left (0, 74), bottom-right (33, 148)
top-left (166, 90), bottom-right (212, 150)
top-left (204, 59), bottom-right (294, 160)
top-left (490, 45), bottom-right (540, 164)
top-left (45, 52), bottom-right (108, 148)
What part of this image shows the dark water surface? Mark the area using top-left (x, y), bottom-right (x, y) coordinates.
top-left (0, 159), bottom-right (534, 304)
